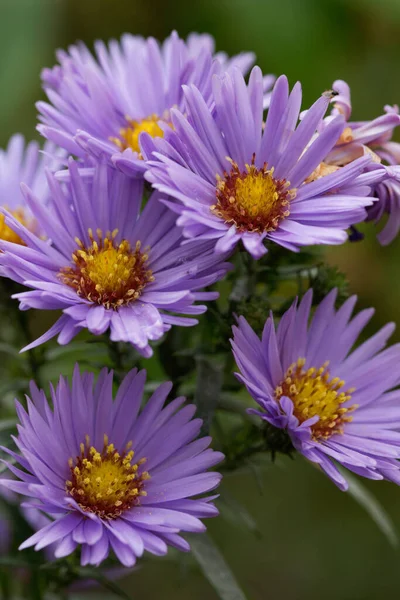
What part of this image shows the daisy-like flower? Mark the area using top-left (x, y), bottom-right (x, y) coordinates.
top-left (0, 161), bottom-right (230, 356)
top-left (38, 31), bottom-right (261, 178)
top-left (0, 366), bottom-right (223, 566)
top-left (144, 68), bottom-right (386, 259)
top-left (231, 288), bottom-right (400, 490)
top-left (323, 80), bottom-right (400, 245)
top-left (0, 134), bottom-right (63, 245)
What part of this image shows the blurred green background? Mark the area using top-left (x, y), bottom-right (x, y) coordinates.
top-left (2, 0), bottom-right (400, 598)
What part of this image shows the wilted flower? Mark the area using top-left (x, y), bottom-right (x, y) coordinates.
top-left (231, 289), bottom-right (400, 489)
top-left (38, 31), bottom-right (261, 178)
top-left (0, 161), bottom-right (230, 356)
top-left (324, 80), bottom-right (400, 245)
top-left (145, 69), bottom-right (384, 259)
top-left (1, 367), bottom-right (223, 566)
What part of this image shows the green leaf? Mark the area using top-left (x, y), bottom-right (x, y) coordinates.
top-left (45, 342), bottom-right (108, 361)
top-left (0, 343), bottom-right (21, 358)
top-left (343, 469), bottom-right (398, 547)
top-left (29, 569), bottom-right (44, 600)
top-left (195, 356), bottom-right (224, 435)
top-left (0, 378), bottom-right (30, 397)
top-left (0, 557), bottom-right (34, 569)
top-left (218, 393), bottom-right (260, 424)
top-left (190, 533), bottom-right (249, 600)
top-left (218, 491), bottom-right (261, 537)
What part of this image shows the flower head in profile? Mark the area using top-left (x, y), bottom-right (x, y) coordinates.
top-left (1, 366), bottom-right (223, 566)
top-left (323, 80), bottom-right (400, 245)
top-left (0, 161), bottom-right (230, 356)
top-left (231, 289), bottom-right (400, 489)
top-left (0, 135), bottom-right (63, 245)
top-left (38, 31), bottom-right (261, 178)
top-left (145, 69), bottom-right (386, 259)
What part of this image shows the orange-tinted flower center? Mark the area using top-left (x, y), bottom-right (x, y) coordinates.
top-left (211, 157), bottom-right (294, 233)
top-left (59, 229), bottom-right (153, 309)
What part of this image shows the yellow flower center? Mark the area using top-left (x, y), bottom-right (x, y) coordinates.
top-left (110, 114), bottom-right (167, 157)
top-left (0, 207), bottom-right (33, 245)
top-left (59, 229), bottom-right (154, 310)
top-left (211, 157), bottom-right (294, 233)
top-left (274, 358), bottom-right (358, 440)
top-left (66, 435), bottom-right (149, 519)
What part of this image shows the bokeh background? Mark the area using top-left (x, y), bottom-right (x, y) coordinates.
top-left (1, 0), bottom-right (400, 598)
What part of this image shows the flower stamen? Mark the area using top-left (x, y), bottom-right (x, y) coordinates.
top-left (67, 435), bottom-right (149, 519)
top-left (59, 229), bottom-right (154, 309)
top-left (110, 113), bottom-right (172, 157)
top-left (0, 206), bottom-right (35, 245)
top-left (211, 155), bottom-right (295, 233)
top-left (275, 358), bottom-right (358, 440)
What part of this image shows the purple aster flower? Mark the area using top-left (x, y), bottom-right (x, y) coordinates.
top-left (231, 288), bottom-right (400, 490)
top-left (0, 135), bottom-right (64, 245)
top-left (145, 69), bottom-right (385, 259)
top-left (0, 366), bottom-right (223, 566)
top-left (0, 160), bottom-right (230, 356)
top-left (322, 80), bottom-right (400, 245)
top-left (38, 31), bottom-right (264, 178)
top-left (366, 174), bottom-right (400, 244)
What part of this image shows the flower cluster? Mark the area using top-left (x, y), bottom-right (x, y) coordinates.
top-left (145, 72), bottom-right (388, 258)
top-left (1, 29), bottom-right (400, 580)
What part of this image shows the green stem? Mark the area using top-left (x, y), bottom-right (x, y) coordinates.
top-left (0, 568), bottom-right (11, 600)
top-left (15, 306), bottom-right (42, 384)
top-left (29, 570), bottom-right (44, 600)
top-left (0, 279), bottom-right (43, 386)
top-left (222, 443), bottom-right (266, 472)
top-left (106, 339), bottom-right (126, 382)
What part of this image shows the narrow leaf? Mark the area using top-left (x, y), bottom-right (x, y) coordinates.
top-left (45, 342), bottom-right (108, 360)
top-left (0, 343), bottom-right (21, 358)
top-left (218, 491), bottom-right (261, 537)
top-left (343, 468), bottom-right (398, 547)
top-left (190, 533), bottom-right (249, 600)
